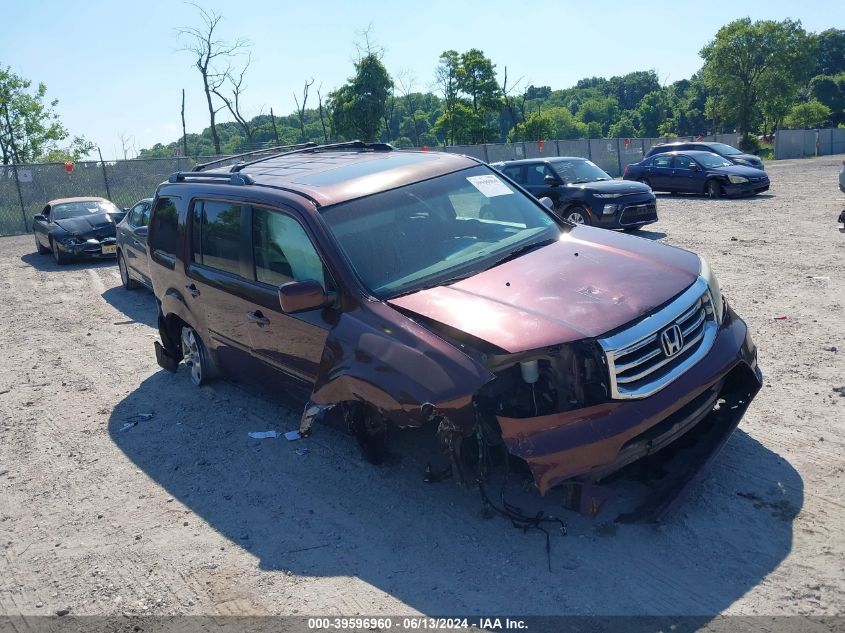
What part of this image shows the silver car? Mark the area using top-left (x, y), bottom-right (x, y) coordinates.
top-left (116, 197), bottom-right (153, 289)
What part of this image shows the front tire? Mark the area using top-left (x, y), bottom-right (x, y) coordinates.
top-left (564, 206), bottom-right (590, 225)
top-left (50, 239), bottom-right (69, 265)
top-left (118, 251), bottom-right (140, 290)
top-left (180, 326), bottom-right (214, 386)
top-left (706, 179), bottom-right (722, 198)
top-left (34, 232), bottom-right (49, 254)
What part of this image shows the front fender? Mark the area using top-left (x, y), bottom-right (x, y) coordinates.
top-left (307, 301), bottom-right (494, 433)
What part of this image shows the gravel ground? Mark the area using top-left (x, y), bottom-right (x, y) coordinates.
top-left (0, 155), bottom-right (843, 621)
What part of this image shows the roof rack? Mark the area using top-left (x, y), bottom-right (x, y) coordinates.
top-left (230, 140), bottom-right (394, 172)
top-left (168, 171), bottom-right (255, 185)
top-left (192, 143), bottom-right (317, 172)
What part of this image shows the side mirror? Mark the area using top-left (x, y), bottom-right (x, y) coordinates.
top-left (279, 279), bottom-right (328, 314)
top-left (34, 214), bottom-right (47, 222)
top-left (538, 196), bottom-right (554, 210)
top-left (544, 175), bottom-right (561, 186)
top-left (689, 164), bottom-right (700, 171)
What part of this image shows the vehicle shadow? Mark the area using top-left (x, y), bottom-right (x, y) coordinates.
top-left (655, 193), bottom-right (774, 201)
top-left (109, 370), bottom-right (803, 618)
top-left (627, 229), bottom-right (666, 241)
top-left (100, 286), bottom-right (158, 328)
top-left (20, 252), bottom-right (116, 273)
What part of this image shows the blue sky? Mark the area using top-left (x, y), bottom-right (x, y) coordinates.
top-left (2, 0), bottom-right (843, 159)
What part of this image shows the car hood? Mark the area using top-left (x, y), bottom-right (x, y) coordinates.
top-left (567, 179), bottom-right (652, 195)
top-left (54, 212), bottom-right (123, 237)
top-left (389, 226), bottom-right (700, 353)
top-left (710, 164), bottom-right (767, 177)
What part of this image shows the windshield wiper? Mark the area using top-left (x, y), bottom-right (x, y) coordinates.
top-left (485, 238), bottom-right (558, 270)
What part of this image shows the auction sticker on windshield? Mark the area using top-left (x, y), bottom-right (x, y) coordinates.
top-left (466, 175), bottom-right (513, 197)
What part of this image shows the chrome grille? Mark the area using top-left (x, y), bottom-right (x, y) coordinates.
top-left (598, 277), bottom-right (718, 399)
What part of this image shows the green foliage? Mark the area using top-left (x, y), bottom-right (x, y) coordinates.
top-left (330, 53), bottom-right (393, 142)
top-left (809, 74), bottom-right (845, 126)
top-left (812, 29), bottom-right (845, 77)
top-left (700, 18), bottom-right (814, 139)
top-left (0, 65), bottom-right (94, 164)
top-left (510, 107), bottom-right (587, 141)
top-left (784, 100), bottom-right (833, 129)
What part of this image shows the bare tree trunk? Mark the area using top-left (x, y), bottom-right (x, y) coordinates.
top-left (270, 108), bottom-right (281, 144)
top-left (317, 87), bottom-right (329, 143)
top-left (2, 102), bottom-right (22, 164)
top-left (293, 79), bottom-right (314, 142)
top-left (181, 89), bottom-right (188, 157)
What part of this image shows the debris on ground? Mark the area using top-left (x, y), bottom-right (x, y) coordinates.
top-left (120, 413), bottom-right (154, 432)
top-left (247, 431), bottom-right (280, 439)
top-left (284, 431), bottom-right (301, 441)
top-left (773, 315), bottom-right (789, 320)
top-left (295, 447), bottom-right (310, 456)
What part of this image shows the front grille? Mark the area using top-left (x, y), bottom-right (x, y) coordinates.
top-left (749, 176), bottom-right (767, 183)
top-left (598, 277), bottom-right (718, 399)
top-left (619, 202), bottom-right (657, 225)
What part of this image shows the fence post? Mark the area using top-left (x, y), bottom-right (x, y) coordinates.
top-left (10, 164), bottom-right (28, 232)
top-left (97, 147), bottom-right (113, 200)
top-left (483, 144), bottom-right (489, 163)
top-left (555, 139), bottom-right (560, 157)
top-left (615, 138), bottom-right (622, 177)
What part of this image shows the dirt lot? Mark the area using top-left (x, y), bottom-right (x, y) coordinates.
top-left (0, 155), bottom-right (843, 621)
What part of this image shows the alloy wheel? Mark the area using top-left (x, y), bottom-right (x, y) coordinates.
top-left (181, 327), bottom-right (203, 386)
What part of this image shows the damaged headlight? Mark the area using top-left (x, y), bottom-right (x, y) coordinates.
top-left (61, 236), bottom-right (81, 247)
top-left (699, 256), bottom-right (725, 324)
top-left (728, 174), bottom-right (749, 184)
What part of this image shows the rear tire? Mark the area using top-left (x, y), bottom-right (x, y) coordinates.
top-left (50, 239), bottom-right (69, 265)
top-left (34, 232), bottom-right (49, 254)
top-left (706, 179), bottom-right (722, 198)
top-left (118, 251), bottom-right (140, 290)
top-left (180, 326), bottom-right (214, 386)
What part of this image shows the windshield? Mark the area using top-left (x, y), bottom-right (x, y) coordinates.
top-left (550, 159), bottom-right (611, 183)
top-left (321, 165), bottom-right (562, 299)
top-left (708, 143), bottom-right (742, 156)
top-left (52, 200), bottom-right (120, 221)
top-left (696, 153), bottom-right (733, 168)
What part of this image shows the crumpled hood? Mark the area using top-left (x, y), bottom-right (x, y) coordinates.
top-left (569, 179), bottom-right (652, 195)
top-left (54, 212), bottom-right (121, 237)
top-left (389, 226), bottom-right (700, 353)
top-left (711, 164), bottom-right (767, 178)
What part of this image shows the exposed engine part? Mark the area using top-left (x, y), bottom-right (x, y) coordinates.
top-left (343, 402), bottom-right (389, 464)
top-left (519, 360), bottom-right (540, 384)
top-left (299, 401), bottom-right (335, 437)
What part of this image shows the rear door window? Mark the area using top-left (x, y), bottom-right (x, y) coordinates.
top-left (502, 165), bottom-right (525, 184)
top-left (195, 201), bottom-right (243, 276)
top-left (150, 197), bottom-right (179, 259)
top-left (651, 155), bottom-right (672, 168)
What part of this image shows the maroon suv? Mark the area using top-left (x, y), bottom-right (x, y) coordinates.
top-left (147, 142), bottom-right (761, 515)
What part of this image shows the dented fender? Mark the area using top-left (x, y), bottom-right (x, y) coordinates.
top-left (304, 301), bottom-right (494, 433)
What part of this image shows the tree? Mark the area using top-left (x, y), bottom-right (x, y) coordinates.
top-left (608, 116), bottom-right (636, 139)
top-left (212, 53), bottom-right (255, 143)
top-left (177, 5), bottom-right (249, 154)
top-left (784, 100), bottom-right (832, 129)
top-left (606, 71), bottom-right (661, 111)
top-left (634, 91), bottom-right (667, 137)
top-left (576, 96), bottom-right (620, 136)
top-left (809, 74), bottom-right (845, 127)
top-left (510, 107), bottom-right (587, 141)
top-left (0, 66), bottom-right (93, 164)
top-left (812, 29), bottom-right (845, 77)
top-left (293, 78), bottom-right (314, 142)
top-left (434, 50), bottom-right (461, 145)
top-left (700, 18), bottom-right (813, 145)
top-left (330, 53), bottom-right (393, 141)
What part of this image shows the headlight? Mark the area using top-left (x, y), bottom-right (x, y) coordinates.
top-left (594, 193), bottom-right (623, 199)
top-left (699, 256), bottom-right (725, 324)
top-left (728, 174), bottom-right (748, 184)
top-left (602, 204), bottom-right (618, 215)
top-left (61, 236), bottom-right (81, 246)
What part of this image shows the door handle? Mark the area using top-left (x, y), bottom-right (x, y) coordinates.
top-left (185, 284), bottom-right (200, 298)
top-left (247, 310), bottom-right (269, 326)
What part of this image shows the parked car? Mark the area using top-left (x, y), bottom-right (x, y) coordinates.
top-left (646, 141), bottom-right (765, 170)
top-left (839, 159), bottom-right (845, 194)
top-left (32, 197), bottom-right (126, 264)
top-left (491, 157), bottom-right (657, 230)
top-left (146, 142), bottom-right (761, 514)
top-left (116, 197), bottom-right (153, 289)
top-left (624, 151), bottom-right (770, 197)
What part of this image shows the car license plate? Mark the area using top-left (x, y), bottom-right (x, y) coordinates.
top-left (101, 244), bottom-right (116, 255)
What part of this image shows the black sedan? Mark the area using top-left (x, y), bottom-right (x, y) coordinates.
top-left (116, 198), bottom-right (153, 289)
top-left (32, 197), bottom-right (127, 264)
top-left (623, 151), bottom-right (770, 198)
top-left (493, 157), bottom-right (657, 230)
top-left (646, 141), bottom-right (765, 170)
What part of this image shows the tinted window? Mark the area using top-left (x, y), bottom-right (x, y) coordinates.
top-left (525, 164), bottom-right (548, 186)
top-left (674, 155), bottom-right (696, 169)
top-left (199, 201), bottom-right (242, 276)
top-left (252, 208), bottom-right (325, 288)
top-left (503, 166), bottom-right (524, 184)
top-left (150, 198), bottom-right (179, 257)
top-left (129, 204), bottom-right (145, 226)
top-left (707, 143), bottom-right (742, 156)
top-left (651, 155), bottom-right (672, 168)
top-left (139, 205), bottom-right (150, 227)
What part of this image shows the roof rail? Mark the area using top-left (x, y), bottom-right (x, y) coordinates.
top-left (168, 171), bottom-right (255, 185)
top-left (192, 143), bottom-right (317, 172)
top-left (230, 140), bottom-right (394, 172)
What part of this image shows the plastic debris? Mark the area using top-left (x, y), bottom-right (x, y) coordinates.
top-left (120, 413), bottom-right (153, 432)
top-left (295, 447), bottom-right (310, 456)
top-left (773, 315), bottom-right (788, 320)
top-left (248, 431), bottom-right (280, 439)
top-left (284, 430), bottom-right (301, 441)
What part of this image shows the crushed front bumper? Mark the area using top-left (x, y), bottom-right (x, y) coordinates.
top-left (57, 237), bottom-right (118, 259)
top-left (497, 305), bottom-right (761, 497)
top-left (723, 180), bottom-right (769, 196)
